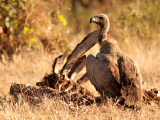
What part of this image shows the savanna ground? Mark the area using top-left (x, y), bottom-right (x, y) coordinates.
top-left (0, 0), bottom-right (160, 119)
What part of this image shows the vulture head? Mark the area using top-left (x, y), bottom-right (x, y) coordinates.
top-left (90, 13), bottom-right (110, 32)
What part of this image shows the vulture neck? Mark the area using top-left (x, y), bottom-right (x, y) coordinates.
top-left (98, 24), bottom-right (119, 55)
top-left (98, 24), bottom-right (109, 45)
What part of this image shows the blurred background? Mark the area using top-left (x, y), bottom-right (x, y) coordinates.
top-left (0, 0), bottom-right (160, 56)
top-left (0, 0), bottom-right (160, 89)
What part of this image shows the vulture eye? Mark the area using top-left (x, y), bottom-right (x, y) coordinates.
top-left (99, 17), bottom-right (103, 20)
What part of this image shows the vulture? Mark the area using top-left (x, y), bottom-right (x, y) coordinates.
top-left (86, 13), bottom-right (142, 107)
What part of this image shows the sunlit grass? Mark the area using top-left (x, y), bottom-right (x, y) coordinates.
top-left (0, 36), bottom-right (160, 119)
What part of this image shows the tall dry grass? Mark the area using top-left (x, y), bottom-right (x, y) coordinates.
top-left (1, 98), bottom-right (160, 120)
top-left (0, 35), bottom-right (160, 119)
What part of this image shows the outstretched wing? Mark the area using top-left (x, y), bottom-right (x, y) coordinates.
top-left (61, 29), bottom-right (99, 76)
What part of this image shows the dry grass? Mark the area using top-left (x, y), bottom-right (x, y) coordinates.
top-left (0, 36), bottom-right (160, 119)
top-left (1, 0), bottom-right (160, 119)
top-left (1, 99), bottom-right (160, 120)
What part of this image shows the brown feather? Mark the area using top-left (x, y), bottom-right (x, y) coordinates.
top-left (86, 13), bottom-right (142, 107)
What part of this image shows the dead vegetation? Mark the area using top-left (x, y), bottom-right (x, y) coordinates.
top-left (6, 29), bottom-right (160, 113)
top-left (0, 42), bottom-right (160, 119)
top-left (0, 51), bottom-right (159, 120)
top-left (0, 0), bottom-right (160, 119)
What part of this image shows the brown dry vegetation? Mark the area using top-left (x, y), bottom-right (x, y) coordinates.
top-left (0, 0), bottom-right (160, 119)
top-left (0, 37), bottom-right (160, 120)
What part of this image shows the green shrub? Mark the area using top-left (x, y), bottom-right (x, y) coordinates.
top-left (0, 0), bottom-right (27, 59)
top-left (116, 0), bottom-right (160, 41)
top-left (0, 0), bottom-right (72, 59)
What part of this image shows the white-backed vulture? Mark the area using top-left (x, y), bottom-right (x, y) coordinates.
top-left (86, 13), bottom-right (142, 107)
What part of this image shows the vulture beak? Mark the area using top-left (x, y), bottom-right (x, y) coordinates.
top-left (90, 16), bottom-right (98, 23)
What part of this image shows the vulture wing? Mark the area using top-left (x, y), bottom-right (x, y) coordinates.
top-left (86, 53), bottom-right (121, 98)
top-left (61, 29), bottom-right (99, 76)
top-left (118, 53), bottom-right (142, 106)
